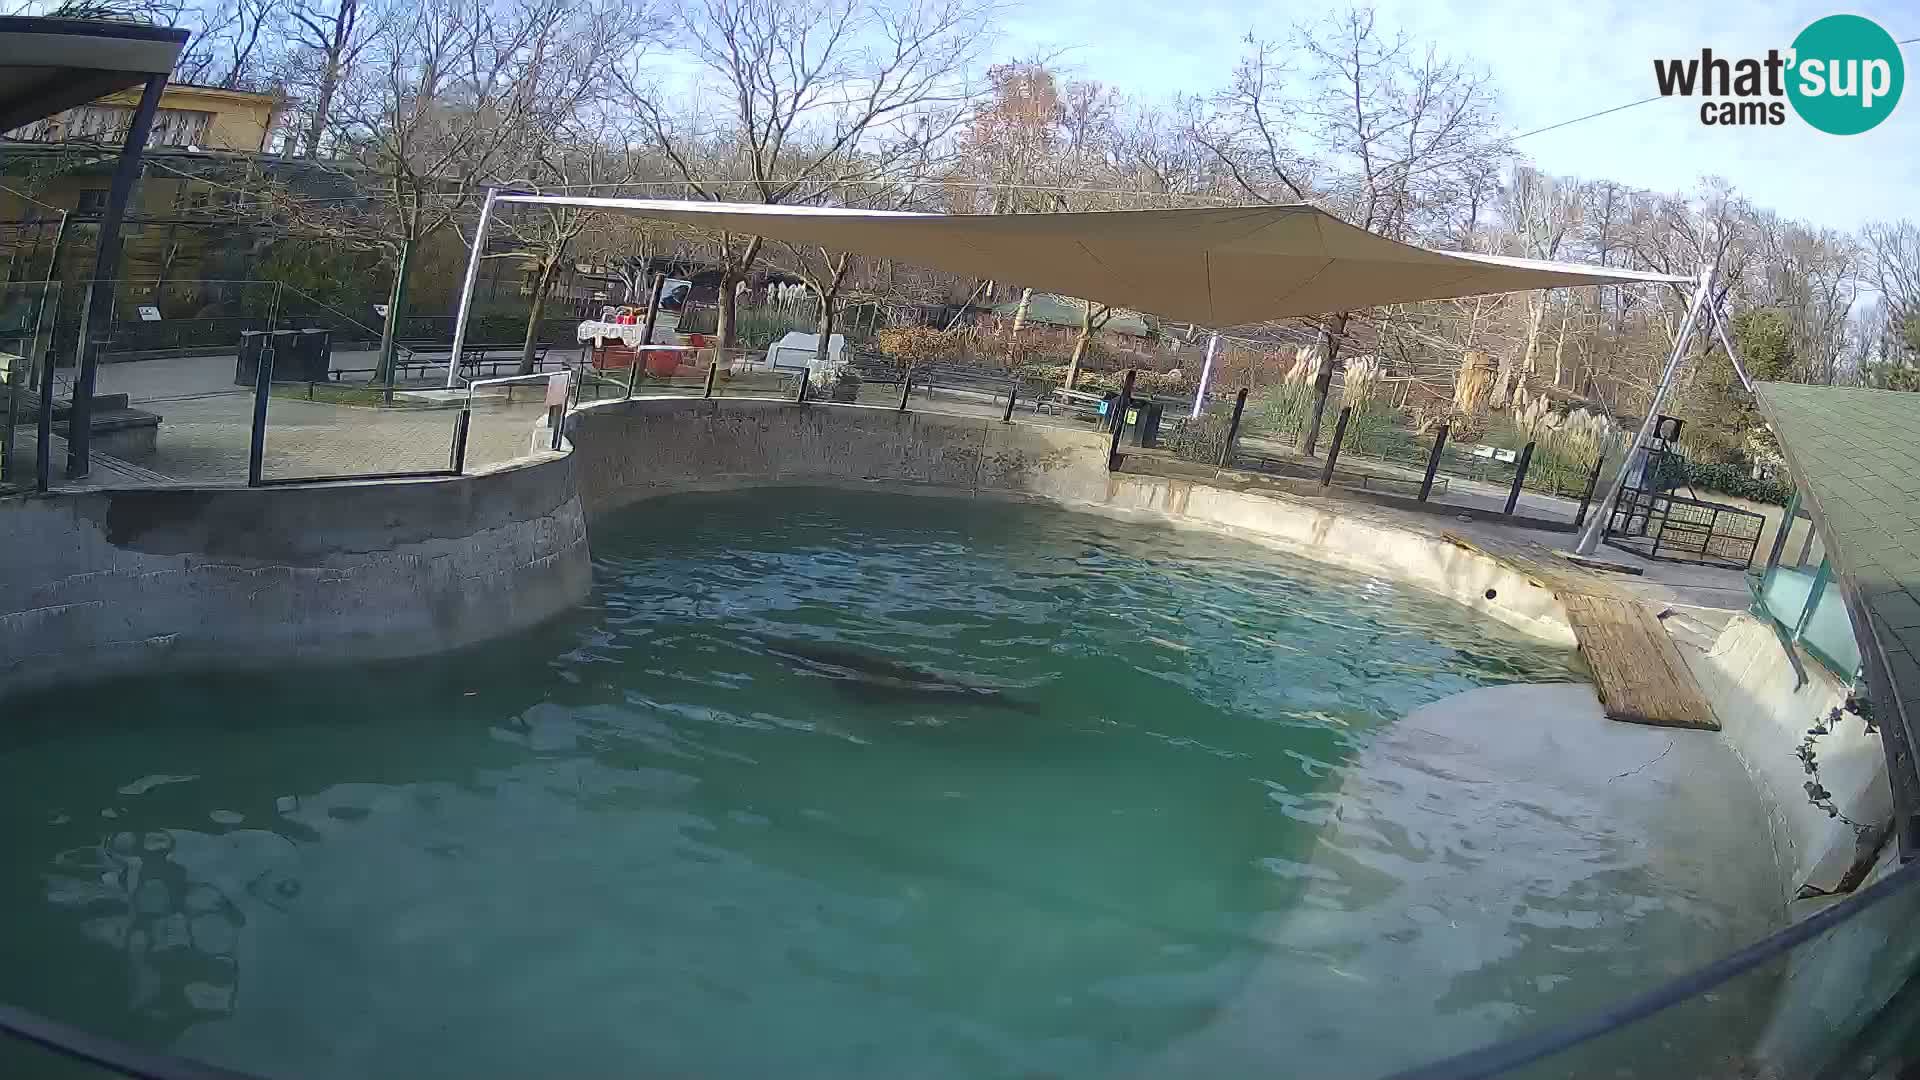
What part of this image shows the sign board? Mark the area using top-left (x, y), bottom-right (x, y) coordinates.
top-left (137, 305), bottom-right (162, 322)
top-left (545, 371), bottom-right (570, 407)
top-left (1472, 444), bottom-right (1519, 463)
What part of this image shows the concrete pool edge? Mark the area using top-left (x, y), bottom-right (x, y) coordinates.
top-left (566, 397), bottom-right (1578, 647)
top-left (0, 449), bottom-right (591, 701)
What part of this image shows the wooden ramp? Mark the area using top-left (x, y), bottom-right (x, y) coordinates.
top-left (1557, 591), bottom-right (1720, 730)
top-left (1437, 531), bottom-right (1721, 731)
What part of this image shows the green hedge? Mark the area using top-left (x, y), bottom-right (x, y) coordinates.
top-left (1653, 457), bottom-right (1793, 505)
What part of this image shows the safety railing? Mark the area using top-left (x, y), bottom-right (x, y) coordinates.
top-left (1155, 378), bottom-right (1613, 528)
top-left (1605, 484), bottom-right (1768, 569)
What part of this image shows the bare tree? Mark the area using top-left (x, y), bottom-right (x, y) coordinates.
top-left (617, 0), bottom-right (995, 351)
top-left (285, 0), bottom-right (385, 158)
top-left (277, 0), bottom-right (643, 382)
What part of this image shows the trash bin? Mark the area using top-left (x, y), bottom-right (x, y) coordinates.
top-left (235, 330), bottom-right (267, 386)
top-left (237, 328), bottom-right (332, 385)
top-left (1125, 399), bottom-right (1164, 448)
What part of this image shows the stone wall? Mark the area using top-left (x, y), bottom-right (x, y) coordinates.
top-left (0, 451), bottom-right (591, 699)
top-left (566, 397), bottom-right (1573, 645)
top-left (566, 397), bottom-right (1114, 516)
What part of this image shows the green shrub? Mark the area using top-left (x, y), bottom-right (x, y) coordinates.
top-left (1662, 459), bottom-right (1794, 505)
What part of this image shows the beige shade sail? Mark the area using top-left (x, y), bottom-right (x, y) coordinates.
top-left (499, 196), bottom-right (1690, 327)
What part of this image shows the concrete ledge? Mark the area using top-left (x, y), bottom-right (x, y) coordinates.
top-left (0, 450), bottom-right (591, 700)
top-left (567, 396), bottom-right (1574, 645)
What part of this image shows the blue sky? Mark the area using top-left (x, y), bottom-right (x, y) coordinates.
top-left (998, 0), bottom-right (1920, 232)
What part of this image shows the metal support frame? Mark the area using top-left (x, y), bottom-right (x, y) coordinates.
top-left (246, 340), bottom-right (273, 486)
top-left (1505, 441), bottom-right (1536, 516)
top-left (67, 73), bottom-right (167, 479)
top-left (1574, 263), bottom-right (1716, 554)
top-left (1418, 424), bottom-right (1449, 503)
top-left (702, 360), bottom-right (718, 398)
top-left (1320, 406), bottom-right (1352, 486)
top-left (1793, 557), bottom-right (1833, 641)
top-left (897, 372), bottom-right (912, 411)
top-left (795, 369), bottom-right (810, 403)
top-left (449, 409), bottom-right (471, 473)
top-left (1191, 332), bottom-right (1220, 418)
top-left (444, 188), bottom-right (499, 389)
top-left (624, 272), bottom-right (666, 399)
top-left (1219, 387), bottom-right (1248, 468)
top-left (1573, 450), bottom-right (1607, 529)
top-left (1765, 490), bottom-right (1802, 576)
top-left (30, 211), bottom-right (70, 492)
top-left (1002, 384), bottom-right (1018, 422)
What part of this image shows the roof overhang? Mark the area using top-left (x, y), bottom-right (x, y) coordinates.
top-left (1754, 381), bottom-right (1920, 860)
top-left (0, 16), bottom-right (188, 134)
top-left (498, 196), bottom-right (1692, 328)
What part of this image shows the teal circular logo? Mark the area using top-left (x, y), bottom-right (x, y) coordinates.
top-left (1788, 14), bottom-right (1903, 134)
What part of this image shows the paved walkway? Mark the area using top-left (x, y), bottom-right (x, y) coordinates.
top-left (50, 353), bottom-right (1097, 487)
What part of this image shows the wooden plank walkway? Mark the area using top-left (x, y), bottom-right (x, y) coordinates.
top-left (1439, 531), bottom-right (1722, 731)
top-left (1557, 592), bottom-right (1720, 730)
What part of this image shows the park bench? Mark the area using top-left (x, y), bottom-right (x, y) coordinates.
top-left (914, 363), bottom-right (1016, 402)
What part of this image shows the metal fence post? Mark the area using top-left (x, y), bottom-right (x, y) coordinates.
top-left (1574, 450), bottom-right (1607, 528)
top-left (247, 343), bottom-right (275, 486)
top-left (897, 371), bottom-right (912, 412)
top-left (1106, 369), bottom-right (1136, 472)
top-left (1418, 423), bottom-right (1449, 503)
top-left (449, 408), bottom-right (471, 474)
top-left (35, 337), bottom-right (55, 492)
top-left (1504, 441), bottom-right (1536, 516)
top-left (1219, 387), bottom-right (1248, 468)
top-left (626, 273), bottom-right (665, 400)
top-left (1002, 383), bottom-right (1017, 422)
top-left (1765, 489), bottom-right (1800, 574)
top-left (795, 369), bottom-right (810, 403)
top-left (1320, 407), bottom-right (1352, 487)
top-left (702, 360), bottom-right (717, 398)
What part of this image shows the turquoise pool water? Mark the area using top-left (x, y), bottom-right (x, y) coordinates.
top-left (0, 489), bottom-right (1776, 1078)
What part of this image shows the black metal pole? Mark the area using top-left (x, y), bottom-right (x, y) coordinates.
top-left (246, 343), bottom-right (274, 487)
top-left (1218, 387), bottom-right (1248, 468)
top-left (702, 360), bottom-right (717, 398)
top-left (1320, 406), bottom-right (1352, 487)
top-left (1002, 383), bottom-right (1017, 422)
top-left (35, 339), bottom-right (55, 492)
top-left (1504, 441), bottom-right (1536, 516)
top-left (625, 272), bottom-right (666, 399)
top-left (449, 408), bottom-right (471, 473)
top-left (68, 74), bottom-right (167, 480)
top-left (897, 371), bottom-right (912, 411)
top-left (1574, 450), bottom-right (1607, 528)
top-left (1107, 368), bottom-right (1136, 472)
top-left (795, 369), bottom-right (810, 403)
top-left (1418, 423), bottom-right (1449, 503)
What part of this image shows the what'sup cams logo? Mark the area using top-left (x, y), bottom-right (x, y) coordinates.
top-left (1653, 14), bottom-right (1903, 134)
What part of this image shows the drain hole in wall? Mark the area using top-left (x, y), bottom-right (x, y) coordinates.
top-left (1484, 588), bottom-right (1498, 600)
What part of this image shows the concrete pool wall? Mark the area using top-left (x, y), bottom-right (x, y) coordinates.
top-left (566, 396), bottom-right (1574, 645)
top-left (0, 449), bottom-right (590, 700)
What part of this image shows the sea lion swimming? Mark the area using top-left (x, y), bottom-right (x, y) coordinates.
top-left (760, 637), bottom-right (1038, 713)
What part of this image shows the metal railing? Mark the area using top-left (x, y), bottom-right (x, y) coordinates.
top-left (1605, 485), bottom-right (1768, 569)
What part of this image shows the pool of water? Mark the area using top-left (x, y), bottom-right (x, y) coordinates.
top-left (0, 488), bottom-right (1777, 1078)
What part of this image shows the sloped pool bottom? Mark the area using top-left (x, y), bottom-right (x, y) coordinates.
top-left (0, 488), bottom-right (1778, 1078)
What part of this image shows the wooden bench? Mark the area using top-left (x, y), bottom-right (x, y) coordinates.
top-left (915, 364), bottom-right (1016, 402)
top-left (390, 344), bottom-right (552, 383)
